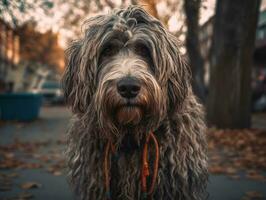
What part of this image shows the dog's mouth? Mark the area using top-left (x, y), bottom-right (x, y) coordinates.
top-left (117, 102), bottom-right (142, 109)
top-left (115, 102), bottom-right (144, 125)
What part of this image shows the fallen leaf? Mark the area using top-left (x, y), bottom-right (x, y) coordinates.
top-left (7, 173), bottom-right (19, 178)
top-left (52, 171), bottom-right (62, 176)
top-left (20, 182), bottom-right (41, 190)
top-left (244, 191), bottom-right (263, 199)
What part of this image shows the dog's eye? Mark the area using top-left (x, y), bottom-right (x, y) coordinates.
top-left (134, 43), bottom-right (154, 72)
top-left (134, 44), bottom-right (150, 58)
top-left (100, 44), bottom-right (119, 58)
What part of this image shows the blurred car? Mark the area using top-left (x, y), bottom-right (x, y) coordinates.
top-left (31, 81), bottom-right (64, 104)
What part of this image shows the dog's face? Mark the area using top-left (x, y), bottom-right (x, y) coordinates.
top-left (96, 38), bottom-right (165, 129)
top-left (62, 6), bottom-right (190, 141)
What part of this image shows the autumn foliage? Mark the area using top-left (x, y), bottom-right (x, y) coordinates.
top-left (16, 22), bottom-right (64, 72)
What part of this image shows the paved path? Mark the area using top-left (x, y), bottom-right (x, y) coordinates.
top-left (0, 106), bottom-right (74, 200)
top-left (0, 106), bottom-right (265, 200)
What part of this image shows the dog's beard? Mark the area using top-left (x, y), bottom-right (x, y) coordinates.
top-left (116, 105), bottom-right (143, 125)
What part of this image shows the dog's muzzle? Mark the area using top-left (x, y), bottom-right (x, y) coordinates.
top-left (115, 77), bottom-right (143, 126)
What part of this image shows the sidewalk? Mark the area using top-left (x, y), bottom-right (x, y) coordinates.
top-left (0, 106), bottom-right (266, 200)
top-left (0, 106), bottom-right (74, 200)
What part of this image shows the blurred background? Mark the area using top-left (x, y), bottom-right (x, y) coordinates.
top-left (0, 0), bottom-right (266, 200)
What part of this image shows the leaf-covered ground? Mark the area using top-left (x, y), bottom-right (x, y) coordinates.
top-left (0, 106), bottom-right (73, 200)
top-left (208, 128), bottom-right (266, 178)
top-left (208, 128), bottom-right (266, 200)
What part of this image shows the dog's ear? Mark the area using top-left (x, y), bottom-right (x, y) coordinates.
top-left (62, 15), bottom-right (108, 114)
top-left (159, 32), bottom-right (191, 114)
top-left (167, 47), bottom-right (191, 113)
top-left (62, 41), bottom-right (86, 113)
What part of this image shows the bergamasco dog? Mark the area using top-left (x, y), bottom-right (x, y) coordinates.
top-left (62, 5), bottom-right (208, 200)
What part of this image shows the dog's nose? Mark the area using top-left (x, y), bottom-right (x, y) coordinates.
top-left (117, 77), bottom-right (141, 98)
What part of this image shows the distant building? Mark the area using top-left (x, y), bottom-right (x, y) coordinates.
top-left (253, 10), bottom-right (266, 109)
top-left (254, 10), bottom-right (266, 67)
top-left (0, 20), bottom-right (65, 93)
top-left (0, 19), bottom-right (20, 92)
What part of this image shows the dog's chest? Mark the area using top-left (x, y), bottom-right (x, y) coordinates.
top-left (109, 150), bottom-right (142, 199)
top-left (108, 147), bottom-right (163, 200)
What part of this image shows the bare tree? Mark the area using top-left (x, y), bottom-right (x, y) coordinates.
top-left (207, 0), bottom-right (261, 128)
top-left (184, 0), bottom-right (205, 102)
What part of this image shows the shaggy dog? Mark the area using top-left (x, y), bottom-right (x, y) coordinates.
top-left (62, 6), bottom-right (208, 200)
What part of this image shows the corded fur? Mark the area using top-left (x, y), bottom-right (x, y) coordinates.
top-left (62, 6), bottom-right (208, 200)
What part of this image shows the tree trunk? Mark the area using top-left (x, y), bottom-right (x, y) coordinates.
top-left (184, 0), bottom-right (205, 102)
top-left (207, 0), bottom-right (261, 129)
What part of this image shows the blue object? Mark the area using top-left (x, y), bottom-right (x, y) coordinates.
top-left (0, 93), bottom-right (42, 121)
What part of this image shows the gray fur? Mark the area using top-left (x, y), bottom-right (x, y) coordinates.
top-left (62, 6), bottom-right (208, 200)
